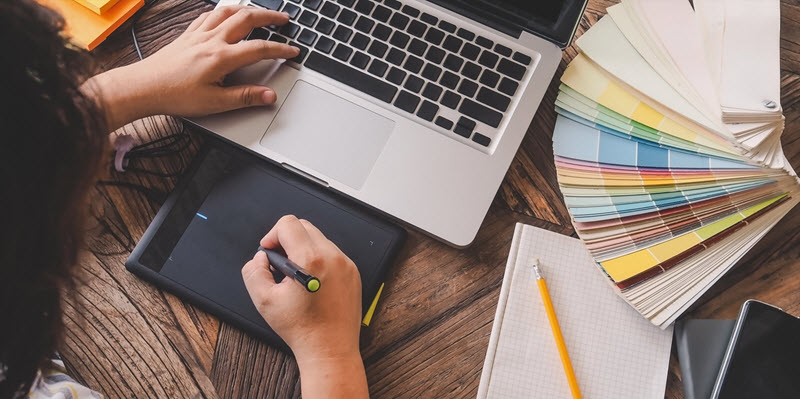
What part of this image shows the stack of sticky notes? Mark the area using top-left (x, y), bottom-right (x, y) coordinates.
top-left (552, 0), bottom-right (799, 329)
top-left (38, 0), bottom-right (144, 50)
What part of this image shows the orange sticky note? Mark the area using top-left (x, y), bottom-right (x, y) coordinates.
top-left (37, 0), bottom-right (144, 50)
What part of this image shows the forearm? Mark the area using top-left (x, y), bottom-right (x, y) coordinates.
top-left (296, 353), bottom-right (370, 399)
top-left (82, 64), bottom-right (158, 131)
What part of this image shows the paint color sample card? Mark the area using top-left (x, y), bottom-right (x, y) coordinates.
top-left (552, 0), bottom-right (799, 329)
top-left (478, 224), bottom-right (673, 399)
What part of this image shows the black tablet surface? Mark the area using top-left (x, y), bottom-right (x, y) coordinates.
top-left (126, 139), bottom-right (406, 349)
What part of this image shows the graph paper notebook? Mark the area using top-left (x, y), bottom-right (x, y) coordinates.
top-left (477, 224), bottom-right (673, 399)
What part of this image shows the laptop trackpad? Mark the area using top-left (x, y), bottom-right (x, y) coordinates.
top-left (260, 80), bottom-right (394, 190)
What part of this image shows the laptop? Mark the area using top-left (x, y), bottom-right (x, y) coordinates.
top-left (190, 0), bottom-right (586, 247)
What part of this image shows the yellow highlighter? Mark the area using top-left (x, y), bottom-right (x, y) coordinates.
top-left (532, 258), bottom-right (582, 399)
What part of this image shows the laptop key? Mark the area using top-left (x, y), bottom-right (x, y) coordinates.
top-left (288, 41), bottom-right (308, 63)
top-left (351, 32), bottom-right (370, 50)
top-left (408, 38), bottom-right (427, 56)
top-left (314, 36), bottom-right (335, 53)
top-left (282, 2), bottom-right (301, 19)
top-left (457, 79), bottom-right (478, 97)
top-left (417, 100), bottom-right (439, 121)
top-left (252, 0), bottom-right (283, 10)
top-left (305, 52), bottom-right (397, 102)
top-left (497, 58), bottom-right (526, 80)
top-left (513, 51), bottom-right (532, 66)
top-left (475, 35), bottom-right (493, 48)
top-left (270, 34), bottom-right (288, 43)
top-left (440, 71), bottom-right (459, 89)
top-left (320, 2), bottom-right (340, 18)
top-left (425, 47), bottom-right (445, 64)
top-left (332, 43), bottom-right (353, 61)
top-left (367, 41), bottom-right (388, 57)
top-left (435, 116), bottom-right (453, 130)
top-left (389, 13), bottom-right (409, 30)
top-left (386, 67), bottom-right (406, 85)
top-left (332, 25), bottom-right (353, 42)
top-left (440, 90), bottom-right (461, 109)
top-left (424, 27), bottom-right (445, 45)
top-left (368, 59), bottom-right (389, 77)
top-left (350, 51), bottom-right (370, 69)
top-left (456, 27), bottom-right (475, 41)
top-left (395, 90), bottom-right (421, 113)
top-left (404, 75), bottom-right (424, 93)
top-left (298, 29), bottom-right (317, 46)
top-left (421, 64), bottom-right (442, 81)
top-left (372, 4), bottom-right (392, 22)
top-left (497, 77), bottom-right (519, 97)
top-left (355, 16), bottom-right (375, 33)
top-left (478, 51), bottom-right (499, 68)
top-left (421, 82), bottom-right (443, 101)
top-left (386, 48), bottom-right (405, 65)
top-left (407, 20), bottom-right (427, 38)
top-left (472, 133), bottom-right (491, 146)
top-left (442, 35), bottom-right (462, 53)
top-left (403, 55), bottom-right (423, 73)
top-left (303, 0), bottom-right (322, 10)
top-left (438, 20), bottom-right (456, 33)
top-left (315, 17), bottom-right (335, 34)
top-left (479, 70), bottom-right (500, 87)
top-left (443, 54), bottom-right (464, 72)
top-left (384, 0), bottom-right (401, 10)
top-left (460, 42), bottom-right (480, 61)
top-left (459, 98), bottom-right (502, 127)
top-left (298, 10), bottom-right (318, 26)
top-left (461, 62), bottom-right (480, 80)
top-left (336, 0), bottom-right (355, 6)
top-left (453, 124), bottom-right (472, 138)
top-left (279, 22), bottom-right (301, 38)
top-left (372, 23), bottom-right (392, 40)
top-left (420, 12), bottom-right (437, 25)
top-left (476, 87), bottom-right (511, 112)
top-left (494, 43), bottom-right (512, 57)
top-left (248, 28), bottom-right (270, 40)
top-left (337, 9), bottom-right (357, 25)
top-left (389, 31), bottom-right (410, 49)
top-left (354, 0), bottom-right (374, 14)
top-left (402, 5), bottom-right (420, 17)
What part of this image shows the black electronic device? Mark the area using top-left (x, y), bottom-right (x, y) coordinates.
top-left (711, 300), bottom-right (800, 399)
top-left (126, 138), bottom-right (406, 350)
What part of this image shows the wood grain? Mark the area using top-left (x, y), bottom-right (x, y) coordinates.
top-left (58, 0), bottom-right (800, 398)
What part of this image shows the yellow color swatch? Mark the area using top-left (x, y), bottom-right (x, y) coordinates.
top-left (599, 194), bottom-right (786, 282)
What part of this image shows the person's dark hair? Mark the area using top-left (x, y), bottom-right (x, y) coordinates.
top-left (0, 1), bottom-right (108, 397)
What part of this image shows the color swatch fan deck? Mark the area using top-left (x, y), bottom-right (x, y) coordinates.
top-left (552, 0), bottom-right (799, 328)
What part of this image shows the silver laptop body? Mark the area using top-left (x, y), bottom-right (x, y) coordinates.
top-left (191, 0), bottom-right (585, 246)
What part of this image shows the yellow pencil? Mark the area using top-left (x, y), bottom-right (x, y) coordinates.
top-left (532, 258), bottom-right (582, 399)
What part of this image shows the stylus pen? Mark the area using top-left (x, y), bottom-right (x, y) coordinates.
top-left (258, 247), bottom-right (321, 293)
top-left (532, 258), bottom-right (582, 399)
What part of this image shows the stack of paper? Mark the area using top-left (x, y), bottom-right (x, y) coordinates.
top-left (478, 224), bottom-right (673, 399)
top-left (38, 0), bottom-right (144, 50)
top-left (552, 0), bottom-right (799, 328)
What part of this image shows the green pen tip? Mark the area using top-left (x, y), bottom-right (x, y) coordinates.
top-left (307, 279), bottom-right (320, 292)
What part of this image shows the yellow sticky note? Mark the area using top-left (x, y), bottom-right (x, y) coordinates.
top-left (361, 283), bottom-right (384, 327)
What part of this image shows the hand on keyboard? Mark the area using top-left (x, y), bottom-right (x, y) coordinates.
top-left (86, 6), bottom-right (300, 129)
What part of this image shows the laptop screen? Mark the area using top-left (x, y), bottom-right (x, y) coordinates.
top-left (428, 0), bottom-right (586, 48)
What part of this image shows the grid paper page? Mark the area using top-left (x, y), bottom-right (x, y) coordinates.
top-left (481, 224), bottom-right (673, 398)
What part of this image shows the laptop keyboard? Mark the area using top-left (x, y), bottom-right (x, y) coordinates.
top-left (248, 0), bottom-right (534, 148)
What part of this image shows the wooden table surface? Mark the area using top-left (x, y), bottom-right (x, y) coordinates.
top-left (62, 0), bottom-right (800, 397)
